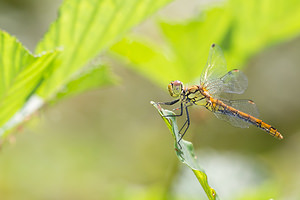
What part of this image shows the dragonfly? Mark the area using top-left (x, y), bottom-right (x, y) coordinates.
top-left (159, 44), bottom-right (283, 144)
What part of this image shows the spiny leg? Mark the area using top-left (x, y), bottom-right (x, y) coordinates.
top-left (178, 103), bottom-right (193, 133)
top-left (164, 102), bottom-right (192, 147)
top-left (158, 99), bottom-right (184, 118)
top-left (158, 99), bottom-right (192, 148)
top-left (179, 118), bottom-right (189, 133)
top-left (158, 99), bottom-right (180, 106)
top-left (177, 104), bottom-right (191, 146)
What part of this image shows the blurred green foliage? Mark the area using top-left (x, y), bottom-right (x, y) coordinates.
top-left (111, 0), bottom-right (300, 87)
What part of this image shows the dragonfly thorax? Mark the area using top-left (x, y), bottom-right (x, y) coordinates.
top-left (168, 80), bottom-right (183, 97)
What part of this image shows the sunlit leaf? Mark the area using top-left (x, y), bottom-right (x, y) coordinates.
top-left (55, 64), bottom-right (117, 100)
top-left (110, 37), bottom-right (178, 88)
top-left (151, 101), bottom-right (218, 200)
top-left (35, 0), bottom-right (173, 99)
top-left (227, 0), bottom-right (300, 66)
top-left (0, 0), bottom-right (174, 137)
top-left (110, 8), bottom-right (231, 86)
top-left (111, 0), bottom-right (300, 87)
top-left (0, 30), bottom-right (59, 136)
top-left (0, 30), bottom-right (34, 97)
top-left (111, 7), bottom-right (231, 87)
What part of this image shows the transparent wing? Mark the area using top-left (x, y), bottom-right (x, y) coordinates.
top-left (213, 99), bottom-right (259, 128)
top-left (228, 99), bottom-right (259, 117)
top-left (215, 112), bottom-right (250, 128)
top-left (200, 44), bottom-right (227, 86)
top-left (205, 69), bottom-right (248, 98)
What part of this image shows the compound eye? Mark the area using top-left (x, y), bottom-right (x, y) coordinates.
top-left (168, 80), bottom-right (183, 97)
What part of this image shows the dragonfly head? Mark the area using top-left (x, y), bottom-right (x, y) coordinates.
top-left (168, 80), bottom-right (183, 97)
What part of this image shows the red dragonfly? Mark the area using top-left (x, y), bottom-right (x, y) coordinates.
top-left (159, 44), bottom-right (283, 143)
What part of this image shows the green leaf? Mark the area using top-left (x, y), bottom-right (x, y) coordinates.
top-left (35, 0), bottom-right (173, 100)
top-left (111, 0), bottom-right (300, 87)
top-left (110, 37), bottom-right (178, 88)
top-left (55, 64), bottom-right (117, 101)
top-left (0, 30), bottom-right (34, 97)
top-left (110, 7), bottom-right (232, 87)
top-left (0, 30), bottom-right (59, 136)
top-left (0, 0), bottom-right (174, 137)
top-left (151, 101), bottom-right (218, 200)
top-left (226, 0), bottom-right (300, 66)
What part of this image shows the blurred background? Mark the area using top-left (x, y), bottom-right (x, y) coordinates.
top-left (0, 0), bottom-right (300, 199)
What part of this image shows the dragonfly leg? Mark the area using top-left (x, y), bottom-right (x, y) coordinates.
top-left (162, 101), bottom-right (184, 118)
top-left (158, 100), bottom-right (192, 148)
top-left (158, 99), bottom-right (180, 106)
top-left (178, 118), bottom-right (188, 134)
top-left (177, 104), bottom-right (190, 146)
top-left (177, 103), bottom-right (193, 132)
